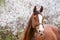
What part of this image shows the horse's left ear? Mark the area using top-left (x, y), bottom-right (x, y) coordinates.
top-left (39, 6), bottom-right (43, 13)
top-left (33, 6), bottom-right (37, 12)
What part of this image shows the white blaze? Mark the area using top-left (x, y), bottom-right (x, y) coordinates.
top-left (38, 14), bottom-right (42, 23)
top-left (38, 14), bottom-right (44, 33)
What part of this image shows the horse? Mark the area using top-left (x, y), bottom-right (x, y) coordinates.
top-left (20, 6), bottom-right (60, 40)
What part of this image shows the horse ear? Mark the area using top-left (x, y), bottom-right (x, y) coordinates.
top-left (33, 6), bottom-right (37, 12)
top-left (39, 6), bottom-right (43, 13)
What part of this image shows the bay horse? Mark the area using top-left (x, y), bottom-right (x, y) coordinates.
top-left (21, 6), bottom-right (60, 40)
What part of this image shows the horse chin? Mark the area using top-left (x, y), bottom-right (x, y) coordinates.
top-left (40, 32), bottom-right (44, 36)
top-left (38, 31), bottom-right (44, 36)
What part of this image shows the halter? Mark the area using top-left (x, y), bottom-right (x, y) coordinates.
top-left (34, 23), bottom-right (44, 34)
top-left (34, 23), bottom-right (44, 27)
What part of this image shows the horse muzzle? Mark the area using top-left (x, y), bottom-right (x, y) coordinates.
top-left (37, 29), bottom-right (44, 36)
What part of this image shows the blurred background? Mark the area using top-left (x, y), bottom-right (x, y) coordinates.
top-left (0, 0), bottom-right (60, 40)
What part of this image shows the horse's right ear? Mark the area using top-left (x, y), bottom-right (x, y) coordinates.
top-left (39, 6), bottom-right (43, 12)
top-left (33, 6), bottom-right (36, 12)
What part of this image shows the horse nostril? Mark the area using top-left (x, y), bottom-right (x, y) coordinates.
top-left (39, 30), bottom-right (41, 32)
top-left (40, 33), bottom-right (43, 36)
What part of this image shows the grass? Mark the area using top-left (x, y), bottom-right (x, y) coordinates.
top-left (0, 0), bottom-right (5, 5)
top-left (0, 31), bottom-right (23, 40)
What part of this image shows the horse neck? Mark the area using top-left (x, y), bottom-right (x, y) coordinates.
top-left (23, 17), bottom-right (35, 40)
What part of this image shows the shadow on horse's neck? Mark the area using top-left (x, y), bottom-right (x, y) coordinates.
top-left (23, 16), bottom-right (35, 40)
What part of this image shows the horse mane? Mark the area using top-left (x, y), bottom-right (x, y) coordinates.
top-left (21, 14), bottom-right (35, 40)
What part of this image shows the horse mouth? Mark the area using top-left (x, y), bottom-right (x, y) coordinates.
top-left (38, 31), bottom-right (45, 36)
top-left (40, 32), bottom-right (44, 36)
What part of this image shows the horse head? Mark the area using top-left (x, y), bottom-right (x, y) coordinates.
top-left (31, 6), bottom-right (44, 35)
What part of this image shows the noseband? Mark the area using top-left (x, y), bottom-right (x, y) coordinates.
top-left (35, 23), bottom-right (44, 28)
